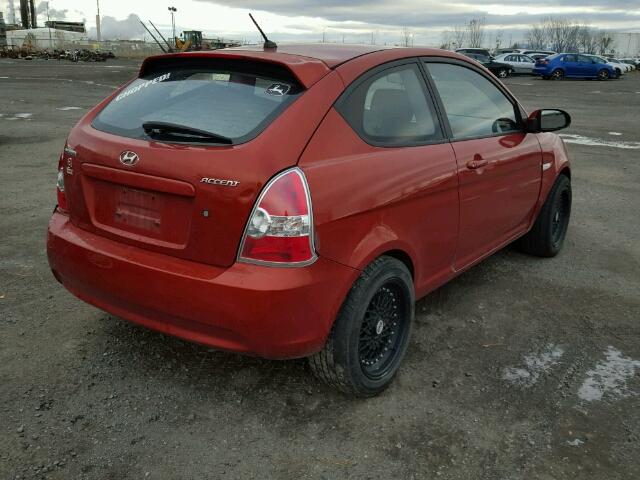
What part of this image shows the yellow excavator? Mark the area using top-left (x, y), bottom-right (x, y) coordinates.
top-left (175, 31), bottom-right (203, 52)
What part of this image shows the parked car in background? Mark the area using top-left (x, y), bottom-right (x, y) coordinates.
top-left (533, 53), bottom-right (616, 80)
top-left (494, 53), bottom-right (536, 74)
top-left (455, 47), bottom-right (493, 58)
top-left (515, 49), bottom-right (557, 57)
top-left (463, 52), bottom-right (514, 78)
top-left (527, 52), bottom-right (553, 61)
top-left (607, 57), bottom-right (633, 74)
top-left (587, 55), bottom-right (629, 77)
top-left (46, 45), bottom-right (573, 396)
top-left (494, 48), bottom-right (520, 55)
top-left (619, 58), bottom-right (639, 70)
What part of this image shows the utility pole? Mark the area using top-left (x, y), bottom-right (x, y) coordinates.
top-left (46, 1), bottom-right (51, 49)
top-left (168, 6), bottom-right (177, 43)
top-left (96, 0), bottom-right (101, 42)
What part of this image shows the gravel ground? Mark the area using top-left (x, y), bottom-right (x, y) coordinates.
top-left (1, 58), bottom-right (639, 480)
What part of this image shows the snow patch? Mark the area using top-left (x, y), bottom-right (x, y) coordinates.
top-left (14, 113), bottom-right (32, 118)
top-left (607, 132), bottom-right (622, 136)
top-left (578, 347), bottom-right (640, 402)
top-left (56, 106), bottom-right (82, 111)
top-left (567, 439), bottom-right (584, 446)
top-left (560, 134), bottom-right (640, 150)
top-left (503, 344), bottom-right (565, 387)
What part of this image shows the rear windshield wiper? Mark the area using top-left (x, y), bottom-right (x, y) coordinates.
top-left (142, 121), bottom-right (233, 145)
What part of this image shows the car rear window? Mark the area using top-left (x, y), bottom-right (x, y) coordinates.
top-left (92, 58), bottom-right (303, 145)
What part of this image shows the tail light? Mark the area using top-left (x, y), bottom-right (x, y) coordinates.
top-left (56, 158), bottom-right (68, 213)
top-left (238, 168), bottom-right (316, 266)
top-left (56, 145), bottom-right (74, 214)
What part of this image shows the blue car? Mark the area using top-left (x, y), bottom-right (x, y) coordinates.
top-left (533, 53), bottom-right (617, 80)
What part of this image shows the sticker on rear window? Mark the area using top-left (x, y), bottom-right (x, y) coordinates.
top-left (265, 83), bottom-right (290, 96)
top-left (115, 72), bottom-right (171, 102)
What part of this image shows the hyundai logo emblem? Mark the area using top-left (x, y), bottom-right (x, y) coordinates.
top-left (119, 151), bottom-right (140, 167)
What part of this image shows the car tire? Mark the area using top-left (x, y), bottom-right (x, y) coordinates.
top-left (597, 69), bottom-right (610, 80)
top-left (518, 174), bottom-right (571, 257)
top-left (309, 256), bottom-right (415, 397)
top-left (497, 68), bottom-right (509, 79)
top-left (551, 69), bottom-right (564, 80)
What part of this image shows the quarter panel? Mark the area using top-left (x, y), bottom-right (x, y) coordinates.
top-left (300, 109), bottom-right (459, 297)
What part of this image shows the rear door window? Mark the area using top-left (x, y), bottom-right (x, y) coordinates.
top-left (92, 58), bottom-right (303, 144)
top-left (336, 63), bottom-right (443, 146)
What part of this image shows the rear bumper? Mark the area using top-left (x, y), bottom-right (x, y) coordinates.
top-left (47, 212), bottom-right (358, 359)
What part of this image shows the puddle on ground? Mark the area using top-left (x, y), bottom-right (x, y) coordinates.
top-left (503, 344), bottom-right (565, 387)
top-left (578, 346), bottom-right (640, 402)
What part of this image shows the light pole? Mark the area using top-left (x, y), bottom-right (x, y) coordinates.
top-left (46, 1), bottom-right (52, 50)
top-left (96, 0), bottom-right (101, 42)
top-left (168, 6), bottom-right (177, 42)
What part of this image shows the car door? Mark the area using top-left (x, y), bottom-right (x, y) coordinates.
top-left (518, 55), bottom-right (535, 73)
top-left (502, 55), bottom-right (517, 70)
top-left (423, 59), bottom-right (543, 270)
top-left (577, 55), bottom-right (597, 77)
top-left (561, 54), bottom-right (579, 76)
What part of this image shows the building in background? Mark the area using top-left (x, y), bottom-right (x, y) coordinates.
top-left (44, 21), bottom-right (86, 34)
top-left (6, 27), bottom-right (87, 49)
top-left (611, 32), bottom-right (640, 57)
top-left (0, 12), bottom-right (6, 47)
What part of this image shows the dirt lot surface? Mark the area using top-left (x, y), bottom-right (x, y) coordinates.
top-left (1, 58), bottom-right (639, 480)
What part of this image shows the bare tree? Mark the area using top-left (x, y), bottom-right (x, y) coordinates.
top-left (527, 23), bottom-right (546, 50)
top-left (466, 18), bottom-right (486, 48)
top-left (452, 24), bottom-right (466, 48)
top-left (578, 26), bottom-right (599, 54)
top-left (400, 26), bottom-right (413, 47)
top-left (440, 29), bottom-right (453, 50)
top-left (598, 34), bottom-right (613, 55)
top-left (494, 31), bottom-right (503, 51)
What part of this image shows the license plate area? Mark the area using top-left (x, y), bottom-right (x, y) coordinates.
top-left (84, 177), bottom-right (193, 249)
top-left (115, 187), bottom-right (162, 231)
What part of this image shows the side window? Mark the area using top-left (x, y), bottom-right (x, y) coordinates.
top-left (336, 63), bottom-right (442, 146)
top-left (577, 55), bottom-right (593, 64)
top-left (426, 62), bottom-right (520, 139)
top-left (505, 55), bottom-right (515, 61)
top-left (564, 54), bottom-right (577, 62)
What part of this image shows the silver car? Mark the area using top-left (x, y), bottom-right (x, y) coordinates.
top-left (494, 53), bottom-right (536, 74)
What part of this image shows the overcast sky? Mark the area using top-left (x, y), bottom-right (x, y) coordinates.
top-left (1, 0), bottom-right (639, 44)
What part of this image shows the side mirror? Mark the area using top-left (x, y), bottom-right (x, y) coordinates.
top-left (526, 109), bottom-right (571, 133)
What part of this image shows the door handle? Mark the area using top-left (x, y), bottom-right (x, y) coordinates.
top-left (466, 155), bottom-right (488, 169)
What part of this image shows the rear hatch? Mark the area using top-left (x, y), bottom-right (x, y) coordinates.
top-left (62, 54), bottom-right (331, 267)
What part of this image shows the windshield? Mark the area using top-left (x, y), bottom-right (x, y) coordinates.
top-left (92, 58), bottom-right (303, 144)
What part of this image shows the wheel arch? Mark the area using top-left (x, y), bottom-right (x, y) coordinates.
top-left (381, 249), bottom-right (415, 280)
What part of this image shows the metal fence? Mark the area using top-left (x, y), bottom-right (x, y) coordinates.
top-left (3, 35), bottom-right (164, 58)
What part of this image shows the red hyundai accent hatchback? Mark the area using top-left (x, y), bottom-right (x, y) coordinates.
top-left (47, 44), bottom-right (572, 396)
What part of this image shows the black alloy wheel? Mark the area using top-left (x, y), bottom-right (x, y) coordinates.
top-left (358, 281), bottom-right (409, 380)
top-left (309, 256), bottom-right (414, 397)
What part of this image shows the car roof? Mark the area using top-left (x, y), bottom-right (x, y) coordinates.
top-left (224, 43), bottom-right (392, 68)
top-left (143, 43), bottom-right (464, 88)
